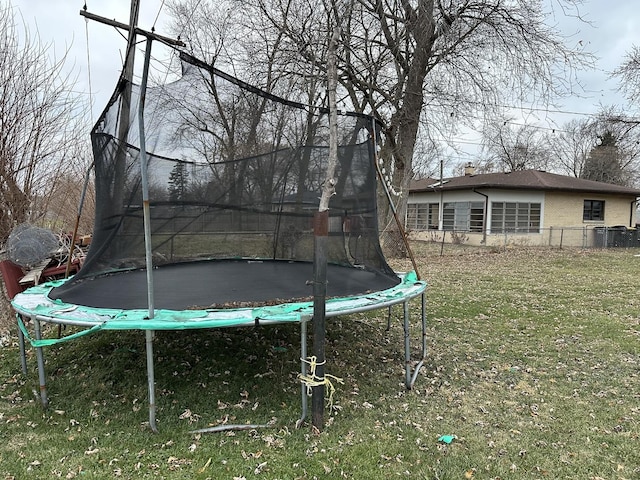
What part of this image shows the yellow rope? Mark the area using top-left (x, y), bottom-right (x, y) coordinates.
top-left (298, 356), bottom-right (344, 409)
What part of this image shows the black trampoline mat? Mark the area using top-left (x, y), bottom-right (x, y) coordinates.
top-left (50, 260), bottom-right (400, 310)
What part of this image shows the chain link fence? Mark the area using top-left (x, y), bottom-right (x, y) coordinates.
top-left (381, 225), bottom-right (640, 259)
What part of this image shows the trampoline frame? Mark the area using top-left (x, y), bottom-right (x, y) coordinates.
top-left (12, 271), bottom-right (426, 430)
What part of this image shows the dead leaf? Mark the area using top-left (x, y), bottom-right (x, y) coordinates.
top-left (254, 461), bottom-right (267, 474)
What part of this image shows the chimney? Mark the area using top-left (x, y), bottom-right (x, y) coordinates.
top-left (464, 163), bottom-right (476, 176)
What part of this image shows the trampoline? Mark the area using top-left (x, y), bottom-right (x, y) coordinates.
top-left (49, 260), bottom-right (402, 310)
top-left (10, 30), bottom-right (427, 431)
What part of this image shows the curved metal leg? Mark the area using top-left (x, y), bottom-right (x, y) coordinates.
top-left (403, 292), bottom-right (427, 389)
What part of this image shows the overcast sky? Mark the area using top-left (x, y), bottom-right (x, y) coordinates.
top-left (10, 0), bottom-right (640, 158)
top-left (12, 0), bottom-right (170, 123)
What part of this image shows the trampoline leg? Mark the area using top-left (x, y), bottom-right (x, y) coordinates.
top-left (33, 318), bottom-right (49, 409)
top-left (386, 306), bottom-right (392, 332)
top-left (145, 330), bottom-right (158, 433)
top-left (297, 317), bottom-right (308, 428)
top-left (404, 293), bottom-right (428, 390)
top-left (403, 301), bottom-right (411, 388)
top-left (17, 316), bottom-right (27, 375)
top-left (410, 292), bottom-right (427, 387)
top-left (420, 292), bottom-right (427, 359)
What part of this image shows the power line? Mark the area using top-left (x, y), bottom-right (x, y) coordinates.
top-left (424, 93), bottom-right (640, 122)
top-left (424, 102), bottom-right (640, 138)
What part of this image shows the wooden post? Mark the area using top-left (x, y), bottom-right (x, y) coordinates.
top-left (311, 22), bottom-right (341, 432)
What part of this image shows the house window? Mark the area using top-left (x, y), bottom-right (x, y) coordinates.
top-left (491, 202), bottom-right (541, 233)
top-left (583, 200), bottom-right (604, 221)
top-left (407, 204), bottom-right (427, 230)
top-left (407, 203), bottom-right (439, 230)
top-left (427, 203), bottom-right (439, 229)
top-left (442, 202), bottom-right (484, 231)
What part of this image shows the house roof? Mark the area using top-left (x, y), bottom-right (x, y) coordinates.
top-left (410, 170), bottom-right (640, 196)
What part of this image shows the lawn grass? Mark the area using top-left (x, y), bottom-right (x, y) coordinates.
top-left (1, 245), bottom-right (639, 479)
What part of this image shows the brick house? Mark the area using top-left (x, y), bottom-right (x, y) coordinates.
top-left (407, 168), bottom-right (640, 247)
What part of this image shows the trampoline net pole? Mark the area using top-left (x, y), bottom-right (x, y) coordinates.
top-left (137, 37), bottom-right (155, 319)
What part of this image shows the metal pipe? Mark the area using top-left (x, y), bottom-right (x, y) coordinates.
top-left (33, 317), bottom-right (49, 408)
top-left (138, 37), bottom-right (158, 433)
top-left (409, 291), bottom-right (428, 388)
top-left (138, 38), bottom-right (155, 319)
top-left (65, 162), bottom-right (94, 278)
top-left (145, 329), bottom-right (157, 432)
top-left (296, 316), bottom-right (309, 428)
top-left (17, 316), bottom-right (27, 374)
top-left (421, 292), bottom-right (427, 360)
top-left (403, 301), bottom-right (411, 388)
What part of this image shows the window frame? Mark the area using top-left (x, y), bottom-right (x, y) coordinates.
top-left (583, 199), bottom-right (605, 222)
top-left (442, 201), bottom-right (485, 232)
top-left (406, 203), bottom-right (428, 230)
top-left (491, 202), bottom-right (541, 234)
top-left (407, 203), bottom-right (440, 230)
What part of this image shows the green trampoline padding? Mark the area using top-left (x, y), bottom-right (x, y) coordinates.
top-left (13, 271), bottom-right (425, 347)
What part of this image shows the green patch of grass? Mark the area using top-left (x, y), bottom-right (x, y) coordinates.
top-left (1, 246), bottom-right (639, 478)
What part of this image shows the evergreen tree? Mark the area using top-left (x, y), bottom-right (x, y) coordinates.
top-left (168, 162), bottom-right (189, 202)
top-left (581, 131), bottom-right (627, 185)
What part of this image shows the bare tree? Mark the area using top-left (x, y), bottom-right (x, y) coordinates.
top-left (0, 4), bottom-right (91, 242)
top-left (546, 107), bottom-right (640, 185)
top-left (546, 118), bottom-right (592, 177)
top-left (610, 45), bottom-right (640, 185)
top-left (167, 0), bottom-right (591, 225)
top-left (480, 117), bottom-right (550, 172)
top-left (614, 45), bottom-right (640, 105)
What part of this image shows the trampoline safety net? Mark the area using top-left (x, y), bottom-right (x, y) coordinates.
top-left (51, 51), bottom-right (398, 304)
